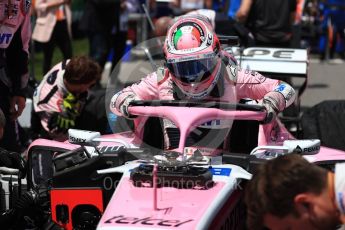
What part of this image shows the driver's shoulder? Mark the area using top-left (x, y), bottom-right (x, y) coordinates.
top-left (221, 53), bottom-right (238, 84)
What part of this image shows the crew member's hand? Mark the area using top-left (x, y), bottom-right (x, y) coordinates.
top-left (261, 99), bottom-right (278, 124)
top-left (62, 93), bottom-right (80, 117)
top-left (8, 151), bottom-right (26, 177)
top-left (48, 112), bottom-right (76, 133)
top-left (0, 150), bottom-right (26, 177)
top-left (9, 96), bottom-right (26, 120)
top-left (120, 0), bottom-right (127, 11)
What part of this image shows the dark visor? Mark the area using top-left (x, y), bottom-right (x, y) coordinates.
top-left (167, 57), bottom-right (218, 83)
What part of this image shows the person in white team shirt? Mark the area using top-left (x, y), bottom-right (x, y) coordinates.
top-left (245, 154), bottom-right (345, 230)
top-left (32, 56), bottom-right (101, 141)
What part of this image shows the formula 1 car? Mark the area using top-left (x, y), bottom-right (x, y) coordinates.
top-left (0, 42), bottom-right (339, 229)
top-left (3, 99), bottom-right (344, 230)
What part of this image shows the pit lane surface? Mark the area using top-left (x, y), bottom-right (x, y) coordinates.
top-left (299, 58), bottom-right (345, 109)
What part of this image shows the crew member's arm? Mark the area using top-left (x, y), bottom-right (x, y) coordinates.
top-left (0, 147), bottom-right (26, 175)
top-left (5, 10), bottom-right (31, 120)
top-left (290, 0), bottom-right (297, 25)
top-left (204, 0), bottom-right (212, 9)
top-left (235, 0), bottom-right (253, 23)
top-left (110, 72), bottom-right (159, 118)
top-left (33, 76), bottom-right (61, 133)
top-left (35, 0), bottom-right (71, 12)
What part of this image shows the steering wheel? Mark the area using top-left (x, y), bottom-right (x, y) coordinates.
top-left (129, 100), bottom-right (266, 111)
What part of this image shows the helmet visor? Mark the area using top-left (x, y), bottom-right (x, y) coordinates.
top-left (167, 57), bottom-right (218, 83)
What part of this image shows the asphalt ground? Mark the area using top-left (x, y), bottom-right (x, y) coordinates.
top-left (299, 58), bottom-right (345, 109)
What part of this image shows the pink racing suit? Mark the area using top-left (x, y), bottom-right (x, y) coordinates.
top-left (110, 52), bottom-right (296, 148)
top-left (32, 60), bottom-right (86, 140)
top-left (0, 0), bottom-right (31, 96)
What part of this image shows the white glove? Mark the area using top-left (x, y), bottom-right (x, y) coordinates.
top-left (261, 98), bottom-right (279, 124)
top-left (119, 94), bottom-right (139, 119)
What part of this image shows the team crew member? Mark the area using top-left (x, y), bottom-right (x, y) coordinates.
top-left (0, 0), bottom-right (31, 151)
top-left (32, 56), bottom-right (101, 141)
top-left (245, 154), bottom-right (345, 230)
top-left (0, 108), bottom-right (25, 175)
top-left (236, 0), bottom-right (296, 47)
top-left (110, 15), bottom-right (296, 150)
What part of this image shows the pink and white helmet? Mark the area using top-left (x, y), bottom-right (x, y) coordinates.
top-left (164, 15), bottom-right (221, 99)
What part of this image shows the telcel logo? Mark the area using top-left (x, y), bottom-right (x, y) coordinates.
top-left (104, 215), bottom-right (193, 227)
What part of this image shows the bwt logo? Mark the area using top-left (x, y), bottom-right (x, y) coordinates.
top-left (0, 33), bottom-right (12, 44)
top-left (69, 136), bottom-right (86, 143)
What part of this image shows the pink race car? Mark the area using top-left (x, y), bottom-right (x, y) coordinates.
top-left (17, 100), bottom-right (345, 230)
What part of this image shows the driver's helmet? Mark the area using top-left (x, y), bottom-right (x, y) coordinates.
top-left (163, 15), bottom-right (222, 99)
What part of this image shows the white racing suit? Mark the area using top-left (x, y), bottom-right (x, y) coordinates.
top-left (110, 52), bottom-right (296, 149)
top-left (32, 61), bottom-right (86, 140)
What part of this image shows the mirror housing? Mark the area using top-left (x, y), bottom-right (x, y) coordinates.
top-left (68, 129), bottom-right (101, 145)
top-left (283, 139), bottom-right (321, 155)
top-left (218, 35), bottom-right (240, 47)
top-left (250, 139), bottom-right (321, 157)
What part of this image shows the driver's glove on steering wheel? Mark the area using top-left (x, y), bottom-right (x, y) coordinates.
top-left (261, 98), bottom-right (279, 124)
top-left (119, 94), bottom-right (139, 119)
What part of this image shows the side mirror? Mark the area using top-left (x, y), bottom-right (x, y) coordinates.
top-left (283, 139), bottom-right (321, 155)
top-left (68, 129), bottom-right (101, 145)
top-left (218, 35), bottom-right (240, 47)
top-left (250, 139), bottom-right (321, 157)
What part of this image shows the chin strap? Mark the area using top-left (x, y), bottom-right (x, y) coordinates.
top-left (172, 81), bottom-right (185, 100)
top-left (172, 73), bottom-right (225, 99)
top-left (209, 73), bottom-right (224, 98)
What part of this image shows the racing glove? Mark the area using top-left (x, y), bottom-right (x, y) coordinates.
top-left (48, 113), bottom-right (76, 132)
top-left (47, 93), bottom-right (80, 133)
top-left (261, 98), bottom-right (279, 124)
top-left (118, 94), bottom-right (139, 119)
top-left (62, 93), bottom-right (80, 115)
